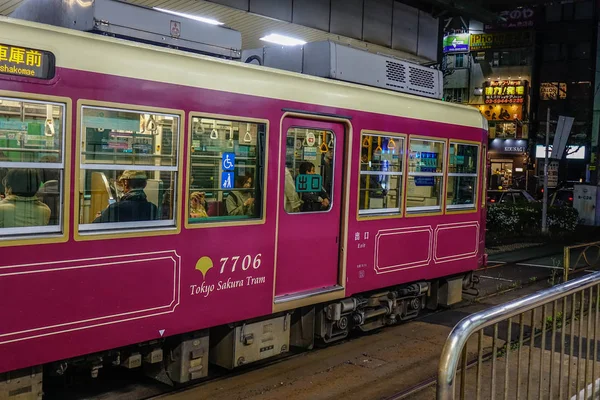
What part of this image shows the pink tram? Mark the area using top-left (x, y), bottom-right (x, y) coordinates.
top-left (0, 15), bottom-right (487, 393)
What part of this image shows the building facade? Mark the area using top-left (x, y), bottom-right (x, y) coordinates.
top-left (442, 0), bottom-right (597, 192)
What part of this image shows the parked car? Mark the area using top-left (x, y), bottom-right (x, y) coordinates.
top-left (487, 189), bottom-right (536, 205)
top-left (549, 188), bottom-right (574, 207)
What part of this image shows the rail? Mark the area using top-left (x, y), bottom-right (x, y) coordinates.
top-left (564, 240), bottom-right (600, 281)
top-left (437, 270), bottom-right (600, 400)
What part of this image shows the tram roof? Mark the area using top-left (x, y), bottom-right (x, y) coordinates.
top-left (1, 16), bottom-right (486, 129)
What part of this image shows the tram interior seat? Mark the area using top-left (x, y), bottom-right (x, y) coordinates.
top-left (205, 198), bottom-right (226, 217)
top-left (37, 180), bottom-right (60, 226)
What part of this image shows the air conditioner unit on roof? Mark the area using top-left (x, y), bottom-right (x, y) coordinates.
top-left (10, 0), bottom-right (241, 59)
top-left (242, 41), bottom-right (443, 100)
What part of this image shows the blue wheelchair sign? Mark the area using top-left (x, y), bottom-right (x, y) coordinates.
top-left (222, 153), bottom-right (235, 171)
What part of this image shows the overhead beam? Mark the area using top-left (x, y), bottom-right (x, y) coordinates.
top-left (410, 0), bottom-right (504, 24)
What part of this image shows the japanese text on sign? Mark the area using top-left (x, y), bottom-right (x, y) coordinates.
top-left (295, 174), bottom-right (322, 193)
top-left (484, 81), bottom-right (527, 104)
top-left (0, 43), bottom-right (54, 79)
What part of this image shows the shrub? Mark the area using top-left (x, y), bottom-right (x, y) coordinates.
top-left (486, 203), bottom-right (579, 240)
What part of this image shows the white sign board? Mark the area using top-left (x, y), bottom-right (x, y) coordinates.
top-left (574, 185), bottom-right (597, 226)
top-left (550, 116), bottom-right (574, 159)
top-left (547, 161), bottom-right (559, 188)
top-left (536, 145), bottom-right (585, 160)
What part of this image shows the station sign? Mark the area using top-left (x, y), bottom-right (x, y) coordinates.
top-left (0, 43), bottom-right (55, 80)
top-left (484, 80), bottom-right (527, 104)
top-left (443, 33), bottom-right (470, 53)
top-left (470, 31), bottom-right (533, 51)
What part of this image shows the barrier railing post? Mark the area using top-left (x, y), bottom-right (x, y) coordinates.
top-left (437, 271), bottom-right (600, 400)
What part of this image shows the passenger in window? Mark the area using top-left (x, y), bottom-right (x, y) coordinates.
top-left (284, 167), bottom-right (302, 213)
top-left (190, 191), bottom-right (208, 218)
top-left (93, 170), bottom-right (158, 223)
top-left (226, 174), bottom-right (255, 216)
top-left (298, 162), bottom-right (330, 212)
top-left (0, 168), bottom-right (50, 228)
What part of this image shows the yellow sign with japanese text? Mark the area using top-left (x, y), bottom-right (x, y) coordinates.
top-left (0, 44), bottom-right (54, 79)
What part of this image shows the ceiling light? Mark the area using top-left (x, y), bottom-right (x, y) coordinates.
top-left (153, 7), bottom-right (224, 25)
top-left (260, 33), bottom-right (306, 46)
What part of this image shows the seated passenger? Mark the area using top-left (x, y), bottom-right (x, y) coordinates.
top-left (298, 162), bottom-right (330, 212)
top-left (189, 191), bottom-right (208, 218)
top-left (226, 174), bottom-right (255, 216)
top-left (0, 168), bottom-right (50, 228)
top-left (93, 170), bottom-right (158, 223)
top-left (284, 167), bottom-right (302, 213)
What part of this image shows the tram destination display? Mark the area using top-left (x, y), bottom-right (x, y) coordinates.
top-left (0, 43), bottom-right (55, 80)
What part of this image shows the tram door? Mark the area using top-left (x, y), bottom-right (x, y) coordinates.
top-left (275, 118), bottom-right (345, 300)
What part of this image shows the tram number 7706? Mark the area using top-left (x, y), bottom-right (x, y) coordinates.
top-left (220, 254), bottom-right (262, 274)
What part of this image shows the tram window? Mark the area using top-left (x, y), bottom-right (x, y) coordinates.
top-left (406, 139), bottom-right (445, 213)
top-left (447, 142), bottom-right (479, 210)
top-left (188, 117), bottom-right (265, 222)
top-left (0, 97), bottom-right (65, 236)
top-left (358, 133), bottom-right (404, 216)
top-left (78, 106), bottom-right (179, 231)
top-left (284, 128), bottom-right (334, 214)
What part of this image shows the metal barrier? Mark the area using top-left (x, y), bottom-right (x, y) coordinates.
top-left (437, 270), bottom-right (600, 400)
top-left (564, 241), bottom-right (600, 281)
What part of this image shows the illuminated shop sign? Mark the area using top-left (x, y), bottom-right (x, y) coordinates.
top-left (0, 44), bottom-right (55, 80)
top-left (443, 33), bottom-right (470, 53)
top-left (485, 7), bottom-right (535, 31)
top-left (484, 80), bottom-right (527, 104)
top-left (478, 104), bottom-right (523, 121)
top-left (540, 82), bottom-right (567, 100)
top-left (490, 139), bottom-right (528, 154)
top-left (470, 31), bottom-right (533, 51)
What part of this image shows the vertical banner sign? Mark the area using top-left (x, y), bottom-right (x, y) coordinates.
top-left (548, 161), bottom-right (559, 188)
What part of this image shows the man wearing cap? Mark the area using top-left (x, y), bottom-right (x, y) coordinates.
top-left (93, 170), bottom-right (158, 223)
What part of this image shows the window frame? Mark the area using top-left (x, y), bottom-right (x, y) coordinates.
top-left (481, 145), bottom-right (487, 208)
top-left (406, 136), bottom-right (447, 216)
top-left (445, 140), bottom-right (481, 213)
top-left (284, 126), bottom-right (336, 215)
top-left (357, 130), bottom-right (407, 219)
top-left (74, 100), bottom-right (184, 241)
top-left (0, 92), bottom-right (71, 246)
top-left (184, 112), bottom-right (269, 229)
